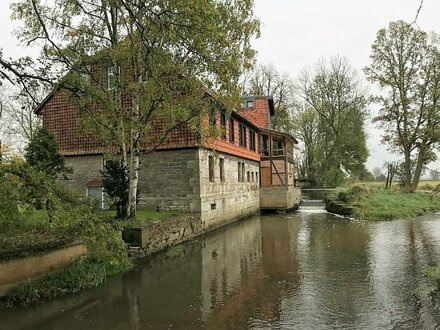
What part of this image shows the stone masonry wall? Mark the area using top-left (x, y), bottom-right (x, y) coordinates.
top-left (260, 185), bottom-right (301, 210)
top-left (198, 149), bottom-right (260, 230)
top-left (137, 149), bottom-right (201, 213)
top-left (63, 155), bottom-right (104, 193)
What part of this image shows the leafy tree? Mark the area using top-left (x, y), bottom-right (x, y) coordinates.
top-left (101, 160), bottom-right (129, 219)
top-left (365, 21), bottom-right (440, 192)
top-left (2, 0), bottom-right (260, 218)
top-left (295, 56), bottom-right (369, 186)
top-left (25, 127), bottom-right (70, 178)
top-left (243, 64), bottom-right (295, 133)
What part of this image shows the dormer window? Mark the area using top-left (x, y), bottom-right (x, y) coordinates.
top-left (246, 100), bottom-right (254, 108)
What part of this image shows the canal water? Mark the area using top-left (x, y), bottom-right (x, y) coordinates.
top-left (2, 212), bottom-right (440, 329)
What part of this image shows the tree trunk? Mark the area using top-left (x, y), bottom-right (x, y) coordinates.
top-left (385, 166), bottom-right (390, 189)
top-left (410, 146), bottom-right (426, 192)
top-left (403, 149), bottom-right (412, 192)
top-left (127, 138), bottom-right (139, 218)
top-left (127, 75), bottom-right (141, 219)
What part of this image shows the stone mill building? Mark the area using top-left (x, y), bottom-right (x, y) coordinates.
top-left (36, 86), bottom-right (301, 230)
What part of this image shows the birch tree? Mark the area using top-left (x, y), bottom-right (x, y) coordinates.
top-left (365, 21), bottom-right (440, 192)
top-left (2, 0), bottom-right (260, 217)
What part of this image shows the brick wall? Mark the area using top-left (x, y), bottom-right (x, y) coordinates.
top-left (239, 98), bottom-right (271, 130)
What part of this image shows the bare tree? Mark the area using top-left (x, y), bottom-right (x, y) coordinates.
top-left (372, 167), bottom-right (382, 181)
top-left (2, 85), bottom-right (43, 149)
top-left (243, 64), bottom-right (295, 133)
top-left (430, 169), bottom-right (440, 181)
top-left (384, 161), bottom-right (399, 189)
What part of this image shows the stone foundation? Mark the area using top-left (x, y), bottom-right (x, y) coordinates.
top-left (260, 185), bottom-right (301, 211)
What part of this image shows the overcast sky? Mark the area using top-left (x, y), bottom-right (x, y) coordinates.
top-left (1, 0), bottom-right (440, 172)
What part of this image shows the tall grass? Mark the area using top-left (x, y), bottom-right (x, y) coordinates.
top-left (336, 186), bottom-right (440, 221)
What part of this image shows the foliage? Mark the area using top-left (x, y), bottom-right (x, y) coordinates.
top-left (24, 127), bottom-right (71, 178)
top-left (101, 160), bottom-right (129, 218)
top-left (427, 266), bottom-right (440, 288)
top-left (6, 256), bottom-right (130, 307)
top-left (0, 157), bottom-right (131, 277)
top-left (365, 21), bottom-right (440, 192)
top-left (165, 244), bottom-right (184, 258)
top-left (294, 56), bottom-right (369, 186)
top-left (0, 170), bottom-right (22, 232)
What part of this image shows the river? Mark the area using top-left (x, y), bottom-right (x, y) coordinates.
top-left (2, 212), bottom-right (440, 329)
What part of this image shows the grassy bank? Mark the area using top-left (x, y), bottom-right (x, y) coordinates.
top-left (5, 256), bottom-right (130, 307)
top-left (0, 208), bottom-right (183, 307)
top-left (334, 186), bottom-right (440, 221)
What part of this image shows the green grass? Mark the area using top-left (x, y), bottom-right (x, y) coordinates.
top-left (0, 208), bottom-right (77, 261)
top-left (5, 256), bottom-right (131, 307)
top-left (165, 244), bottom-right (184, 258)
top-left (104, 208), bottom-right (184, 228)
top-left (347, 188), bottom-right (440, 221)
top-left (346, 180), bottom-right (440, 191)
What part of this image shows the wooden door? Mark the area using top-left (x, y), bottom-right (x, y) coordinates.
top-left (261, 167), bottom-right (271, 187)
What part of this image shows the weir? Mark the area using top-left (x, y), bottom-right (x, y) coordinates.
top-left (298, 199), bottom-right (326, 213)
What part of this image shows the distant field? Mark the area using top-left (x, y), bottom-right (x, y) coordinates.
top-left (346, 180), bottom-right (440, 191)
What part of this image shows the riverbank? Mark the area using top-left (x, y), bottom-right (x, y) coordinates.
top-left (0, 207), bottom-right (258, 307)
top-left (329, 186), bottom-right (440, 221)
top-left (0, 208), bottom-right (186, 307)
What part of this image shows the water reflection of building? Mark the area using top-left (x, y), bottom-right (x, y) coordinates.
top-left (202, 215), bottom-right (302, 328)
top-left (201, 217), bottom-right (263, 318)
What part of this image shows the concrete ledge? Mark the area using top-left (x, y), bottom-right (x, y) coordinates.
top-left (0, 241), bottom-right (85, 297)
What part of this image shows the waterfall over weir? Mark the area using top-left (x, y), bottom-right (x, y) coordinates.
top-left (298, 199), bottom-right (327, 213)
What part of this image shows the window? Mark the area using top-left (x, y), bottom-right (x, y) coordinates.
top-left (209, 156), bottom-right (215, 182)
top-left (86, 186), bottom-right (108, 209)
top-left (246, 100), bottom-right (254, 108)
top-left (211, 203), bottom-right (217, 210)
top-left (261, 134), bottom-right (269, 157)
top-left (238, 162), bottom-right (241, 182)
top-left (220, 158), bottom-right (225, 182)
top-left (250, 131), bottom-right (256, 151)
top-left (272, 137), bottom-right (285, 156)
top-left (256, 172), bottom-right (259, 184)
top-left (239, 124), bottom-right (247, 147)
top-left (229, 119), bottom-right (235, 143)
top-left (107, 65), bottom-right (119, 90)
top-left (241, 163), bottom-right (245, 182)
top-left (220, 112), bottom-right (226, 140)
top-left (247, 171), bottom-right (250, 182)
top-left (252, 172), bottom-right (254, 182)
